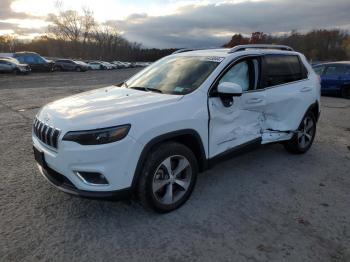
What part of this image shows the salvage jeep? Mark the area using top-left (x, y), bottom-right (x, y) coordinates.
top-left (33, 45), bottom-right (320, 212)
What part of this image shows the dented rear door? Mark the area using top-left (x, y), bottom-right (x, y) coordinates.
top-left (261, 54), bottom-right (315, 133)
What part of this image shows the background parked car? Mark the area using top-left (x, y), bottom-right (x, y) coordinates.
top-left (12, 52), bottom-right (55, 72)
top-left (101, 61), bottom-right (115, 70)
top-left (123, 62), bottom-right (133, 68)
top-left (88, 61), bottom-right (108, 70)
top-left (112, 61), bottom-right (127, 69)
top-left (0, 58), bottom-right (31, 74)
top-left (54, 59), bottom-right (89, 72)
top-left (109, 62), bottom-right (118, 69)
top-left (313, 62), bottom-right (350, 99)
top-left (135, 62), bottom-right (151, 67)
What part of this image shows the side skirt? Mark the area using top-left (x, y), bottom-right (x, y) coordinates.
top-left (207, 137), bottom-right (262, 169)
top-left (261, 130), bottom-right (294, 144)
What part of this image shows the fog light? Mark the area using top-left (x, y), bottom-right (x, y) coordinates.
top-left (75, 171), bottom-right (109, 185)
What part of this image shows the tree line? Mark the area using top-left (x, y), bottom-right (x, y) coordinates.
top-left (223, 30), bottom-right (350, 62)
top-left (0, 7), bottom-right (349, 62)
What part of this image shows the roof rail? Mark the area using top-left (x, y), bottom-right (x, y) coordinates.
top-left (172, 48), bottom-right (195, 55)
top-left (228, 44), bottom-right (294, 53)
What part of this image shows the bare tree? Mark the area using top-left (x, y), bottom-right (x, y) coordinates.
top-left (48, 6), bottom-right (97, 57)
top-left (81, 8), bottom-right (96, 46)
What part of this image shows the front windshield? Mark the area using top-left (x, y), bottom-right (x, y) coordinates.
top-left (125, 56), bottom-right (221, 95)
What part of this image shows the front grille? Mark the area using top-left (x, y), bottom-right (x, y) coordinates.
top-left (33, 117), bottom-right (60, 148)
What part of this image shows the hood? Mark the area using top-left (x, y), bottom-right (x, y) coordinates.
top-left (38, 86), bottom-right (183, 129)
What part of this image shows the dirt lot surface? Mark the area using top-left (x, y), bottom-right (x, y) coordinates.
top-left (0, 70), bottom-right (349, 262)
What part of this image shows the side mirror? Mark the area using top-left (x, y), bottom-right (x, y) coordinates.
top-left (217, 82), bottom-right (243, 96)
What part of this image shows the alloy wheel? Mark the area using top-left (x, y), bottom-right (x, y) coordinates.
top-left (297, 115), bottom-right (315, 149)
top-left (152, 155), bottom-right (192, 205)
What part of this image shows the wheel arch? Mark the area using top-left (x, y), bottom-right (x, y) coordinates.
top-left (308, 101), bottom-right (320, 122)
top-left (131, 129), bottom-right (207, 190)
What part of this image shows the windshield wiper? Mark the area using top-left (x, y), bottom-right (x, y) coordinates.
top-left (129, 86), bottom-right (163, 93)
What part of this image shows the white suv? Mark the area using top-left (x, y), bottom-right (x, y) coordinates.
top-left (33, 45), bottom-right (320, 212)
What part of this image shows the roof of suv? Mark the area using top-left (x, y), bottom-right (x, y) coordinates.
top-left (14, 52), bottom-right (39, 55)
top-left (174, 47), bottom-right (299, 58)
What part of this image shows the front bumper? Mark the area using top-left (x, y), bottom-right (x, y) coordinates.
top-left (37, 163), bottom-right (132, 199)
top-left (32, 132), bottom-right (143, 196)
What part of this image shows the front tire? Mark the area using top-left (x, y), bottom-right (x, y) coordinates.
top-left (284, 112), bottom-right (316, 154)
top-left (137, 142), bottom-right (198, 213)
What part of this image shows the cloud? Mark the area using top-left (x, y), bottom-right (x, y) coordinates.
top-left (110, 0), bottom-right (350, 48)
top-left (1, 0), bottom-right (350, 46)
top-left (0, 0), bottom-right (33, 20)
top-left (0, 0), bottom-right (47, 38)
top-left (0, 21), bottom-right (17, 30)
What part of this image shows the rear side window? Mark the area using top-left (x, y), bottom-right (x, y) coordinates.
top-left (324, 65), bottom-right (344, 76)
top-left (264, 55), bottom-right (306, 87)
top-left (24, 55), bottom-right (36, 63)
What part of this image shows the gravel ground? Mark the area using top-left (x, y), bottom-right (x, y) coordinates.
top-left (0, 70), bottom-right (350, 262)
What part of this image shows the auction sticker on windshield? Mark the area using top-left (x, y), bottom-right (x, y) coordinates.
top-left (201, 56), bottom-right (225, 63)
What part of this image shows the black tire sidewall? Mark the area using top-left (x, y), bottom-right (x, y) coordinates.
top-left (139, 142), bottom-right (198, 213)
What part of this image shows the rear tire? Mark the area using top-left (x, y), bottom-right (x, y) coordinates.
top-left (284, 111), bottom-right (316, 154)
top-left (341, 86), bottom-right (350, 99)
top-left (137, 142), bottom-right (198, 213)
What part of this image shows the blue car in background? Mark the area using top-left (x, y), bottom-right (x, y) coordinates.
top-left (313, 62), bottom-right (350, 99)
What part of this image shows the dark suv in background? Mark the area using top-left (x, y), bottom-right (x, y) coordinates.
top-left (313, 61), bottom-right (350, 99)
top-left (54, 59), bottom-right (89, 72)
top-left (13, 52), bottom-right (55, 72)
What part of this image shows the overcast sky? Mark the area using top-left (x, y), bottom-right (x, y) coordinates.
top-left (0, 0), bottom-right (350, 48)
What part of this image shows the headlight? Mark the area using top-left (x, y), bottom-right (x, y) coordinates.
top-left (62, 125), bottom-right (131, 145)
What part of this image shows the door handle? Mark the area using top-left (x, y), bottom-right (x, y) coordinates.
top-left (301, 87), bottom-right (312, 92)
top-left (247, 98), bottom-right (263, 104)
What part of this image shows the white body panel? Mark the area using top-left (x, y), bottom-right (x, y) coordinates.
top-left (208, 92), bottom-right (264, 158)
top-left (262, 56), bottom-right (319, 132)
top-left (34, 86), bottom-right (209, 191)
